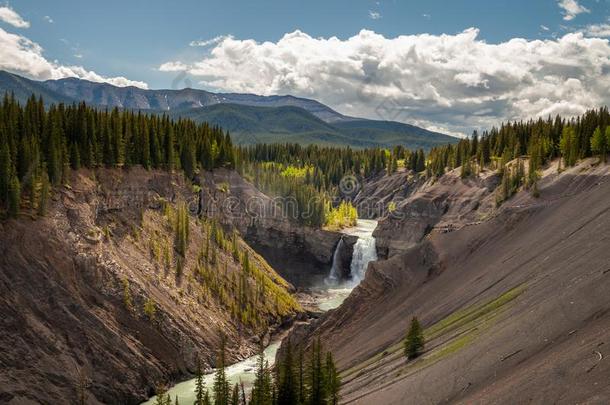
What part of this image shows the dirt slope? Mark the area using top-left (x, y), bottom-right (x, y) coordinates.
top-left (0, 167), bottom-right (301, 404)
top-left (292, 159), bottom-right (610, 404)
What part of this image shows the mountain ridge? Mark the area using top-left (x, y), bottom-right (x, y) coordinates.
top-left (0, 70), bottom-right (457, 149)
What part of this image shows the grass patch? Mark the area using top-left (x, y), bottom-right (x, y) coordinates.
top-left (424, 284), bottom-right (526, 341)
top-left (340, 283), bottom-right (527, 379)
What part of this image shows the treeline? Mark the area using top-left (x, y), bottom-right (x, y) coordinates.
top-left (423, 107), bottom-right (610, 203)
top-left (154, 339), bottom-right (340, 405)
top-left (426, 108), bottom-right (610, 177)
top-left (0, 93), bottom-right (235, 218)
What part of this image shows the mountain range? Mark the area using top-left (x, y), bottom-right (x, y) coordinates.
top-left (0, 70), bottom-right (457, 149)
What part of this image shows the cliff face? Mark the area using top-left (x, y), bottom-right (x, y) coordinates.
top-left (288, 159), bottom-right (610, 404)
top-left (0, 167), bottom-right (301, 404)
top-left (372, 168), bottom-right (499, 258)
top-left (197, 169), bottom-right (353, 287)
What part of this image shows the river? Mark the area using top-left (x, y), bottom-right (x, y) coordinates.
top-left (142, 219), bottom-right (377, 404)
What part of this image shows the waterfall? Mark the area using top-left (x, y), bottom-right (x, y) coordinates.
top-left (325, 238), bottom-right (344, 286)
top-left (326, 220), bottom-right (377, 287)
top-left (349, 233), bottom-right (377, 285)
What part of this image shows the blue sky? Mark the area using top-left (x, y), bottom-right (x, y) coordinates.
top-left (2, 0), bottom-right (610, 134)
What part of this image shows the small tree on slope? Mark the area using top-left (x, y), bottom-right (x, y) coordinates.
top-left (404, 317), bottom-right (425, 360)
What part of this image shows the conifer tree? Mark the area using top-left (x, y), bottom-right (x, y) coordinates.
top-left (8, 174), bottom-right (20, 218)
top-left (250, 346), bottom-right (273, 405)
top-left (230, 383), bottom-right (240, 405)
top-left (404, 316), bottom-right (424, 360)
top-left (307, 338), bottom-right (326, 405)
top-left (213, 335), bottom-right (230, 405)
top-left (591, 126), bottom-right (607, 162)
top-left (324, 351), bottom-right (340, 405)
top-left (38, 168), bottom-right (50, 216)
top-left (277, 340), bottom-right (297, 405)
top-left (194, 357), bottom-right (207, 405)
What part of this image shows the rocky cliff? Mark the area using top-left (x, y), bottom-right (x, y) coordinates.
top-left (0, 167), bottom-right (302, 404)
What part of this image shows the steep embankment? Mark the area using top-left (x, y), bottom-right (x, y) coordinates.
top-left (0, 167), bottom-right (301, 404)
top-left (294, 159), bottom-right (610, 404)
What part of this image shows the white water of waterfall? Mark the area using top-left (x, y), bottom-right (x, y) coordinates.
top-left (325, 219), bottom-right (377, 288)
top-left (325, 238), bottom-right (344, 286)
top-left (349, 233), bottom-right (377, 285)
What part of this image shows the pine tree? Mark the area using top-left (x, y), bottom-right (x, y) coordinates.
top-left (307, 338), bottom-right (326, 405)
top-left (194, 357), bottom-right (207, 405)
top-left (250, 346), bottom-right (273, 405)
top-left (38, 168), bottom-right (50, 216)
top-left (404, 316), bottom-right (424, 360)
top-left (277, 340), bottom-right (297, 405)
top-left (230, 383), bottom-right (240, 405)
top-left (8, 174), bottom-right (20, 218)
top-left (213, 335), bottom-right (230, 405)
top-left (324, 351), bottom-right (340, 405)
top-left (591, 126), bottom-right (607, 162)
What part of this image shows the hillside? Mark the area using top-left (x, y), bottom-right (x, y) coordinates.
top-left (0, 70), bottom-right (457, 150)
top-left (0, 167), bottom-right (303, 404)
top-left (286, 159), bottom-right (610, 404)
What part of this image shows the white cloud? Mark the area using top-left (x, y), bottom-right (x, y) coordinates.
top-left (369, 11), bottom-right (381, 20)
top-left (558, 0), bottom-right (590, 21)
top-left (584, 23), bottom-right (610, 37)
top-left (0, 27), bottom-right (148, 88)
top-left (159, 61), bottom-right (189, 72)
top-left (540, 25), bottom-right (550, 31)
top-left (190, 35), bottom-right (231, 47)
top-left (43, 15), bottom-right (53, 24)
top-left (160, 28), bottom-right (610, 135)
top-left (0, 6), bottom-right (30, 28)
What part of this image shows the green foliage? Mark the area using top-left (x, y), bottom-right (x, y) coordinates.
top-left (404, 316), bottom-right (425, 360)
top-left (324, 351), bottom-right (340, 405)
top-left (560, 126), bottom-right (578, 167)
top-left (324, 200), bottom-right (357, 230)
top-left (37, 169), bottom-right (50, 216)
top-left (591, 126), bottom-right (608, 162)
top-left (213, 336), bottom-right (231, 405)
top-left (174, 202), bottom-right (190, 257)
top-left (194, 357), bottom-right (208, 405)
top-left (143, 298), bottom-right (156, 321)
top-left (7, 175), bottom-right (20, 218)
top-left (122, 278), bottom-right (133, 311)
top-left (250, 347), bottom-right (274, 405)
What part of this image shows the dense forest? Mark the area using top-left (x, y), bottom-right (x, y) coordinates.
top-left (0, 93), bottom-right (235, 218)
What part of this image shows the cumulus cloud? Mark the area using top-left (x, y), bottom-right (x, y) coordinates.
top-left (0, 6), bottom-right (30, 28)
top-left (558, 0), bottom-right (590, 21)
top-left (0, 27), bottom-right (148, 88)
top-left (159, 28), bottom-right (610, 135)
top-left (43, 15), bottom-right (53, 24)
top-left (585, 23), bottom-right (610, 37)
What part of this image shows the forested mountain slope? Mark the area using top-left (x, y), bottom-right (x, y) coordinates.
top-left (0, 71), bottom-right (457, 149)
top-left (0, 167), bottom-right (302, 404)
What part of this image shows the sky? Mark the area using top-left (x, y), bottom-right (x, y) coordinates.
top-left (2, 0), bottom-right (610, 135)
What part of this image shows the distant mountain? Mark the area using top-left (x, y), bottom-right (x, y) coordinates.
top-left (0, 70), bottom-right (458, 149)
